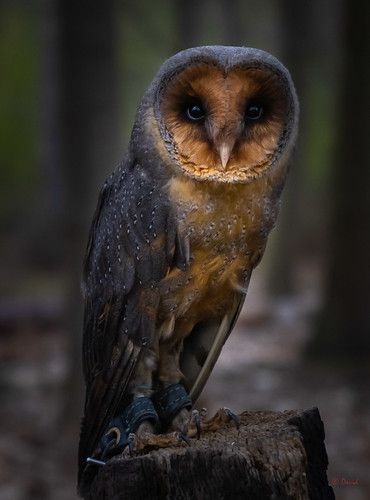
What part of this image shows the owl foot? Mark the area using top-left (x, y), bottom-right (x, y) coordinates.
top-left (95, 407), bottom-right (240, 460)
top-left (129, 407), bottom-right (240, 452)
top-left (124, 429), bottom-right (190, 453)
top-left (96, 396), bottom-right (159, 462)
top-left (169, 406), bottom-right (191, 434)
top-left (187, 407), bottom-right (240, 437)
top-left (153, 383), bottom-right (192, 432)
top-left (189, 408), bottom-right (204, 439)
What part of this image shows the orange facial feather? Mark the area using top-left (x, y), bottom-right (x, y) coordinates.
top-left (160, 63), bottom-right (289, 183)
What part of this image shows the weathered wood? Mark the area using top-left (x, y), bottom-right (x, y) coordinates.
top-left (84, 407), bottom-right (334, 500)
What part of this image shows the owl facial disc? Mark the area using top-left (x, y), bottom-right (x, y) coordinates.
top-left (149, 47), bottom-right (298, 184)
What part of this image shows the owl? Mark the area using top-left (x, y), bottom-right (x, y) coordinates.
top-left (78, 46), bottom-right (298, 494)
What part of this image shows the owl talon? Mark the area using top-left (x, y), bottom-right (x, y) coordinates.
top-left (178, 432), bottom-right (191, 446)
top-left (191, 409), bottom-right (201, 439)
top-left (187, 407), bottom-right (241, 436)
top-left (225, 408), bottom-right (240, 429)
top-left (127, 433), bottom-right (136, 456)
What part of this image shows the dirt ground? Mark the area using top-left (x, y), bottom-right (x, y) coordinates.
top-left (1, 270), bottom-right (369, 500)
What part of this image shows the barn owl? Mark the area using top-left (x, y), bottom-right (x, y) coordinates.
top-left (78, 45), bottom-right (298, 495)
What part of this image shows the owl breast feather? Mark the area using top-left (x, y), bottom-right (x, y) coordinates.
top-left (157, 173), bottom-right (279, 335)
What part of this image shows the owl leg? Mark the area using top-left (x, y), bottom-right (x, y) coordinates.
top-left (127, 348), bottom-right (158, 437)
top-left (128, 347), bottom-right (157, 398)
top-left (125, 350), bottom-right (165, 438)
top-left (155, 335), bottom-right (239, 438)
top-left (130, 348), bottom-right (190, 441)
top-left (154, 337), bottom-right (193, 435)
top-left (97, 346), bottom-right (193, 459)
top-left (96, 348), bottom-right (160, 462)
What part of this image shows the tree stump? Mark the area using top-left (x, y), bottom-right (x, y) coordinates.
top-left (84, 407), bottom-right (334, 500)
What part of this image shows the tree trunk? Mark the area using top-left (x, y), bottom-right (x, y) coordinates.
top-left (84, 408), bottom-right (334, 500)
top-left (308, 0), bottom-right (370, 358)
top-left (26, 0), bottom-right (65, 267)
top-left (268, 0), bottom-right (313, 296)
top-left (57, 0), bottom-right (120, 438)
top-left (174, 0), bottom-right (204, 50)
top-left (220, 0), bottom-right (244, 46)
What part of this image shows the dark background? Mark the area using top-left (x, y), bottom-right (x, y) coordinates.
top-left (1, 1), bottom-right (369, 499)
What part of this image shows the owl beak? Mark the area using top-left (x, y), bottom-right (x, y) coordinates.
top-left (218, 142), bottom-right (233, 169)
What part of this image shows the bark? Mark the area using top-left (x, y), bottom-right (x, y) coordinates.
top-left (84, 408), bottom-right (334, 500)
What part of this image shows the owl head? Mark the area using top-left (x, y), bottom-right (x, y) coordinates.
top-left (131, 46), bottom-right (298, 184)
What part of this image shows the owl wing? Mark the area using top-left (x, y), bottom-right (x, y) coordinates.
top-left (180, 277), bottom-right (250, 404)
top-left (78, 161), bottom-right (184, 487)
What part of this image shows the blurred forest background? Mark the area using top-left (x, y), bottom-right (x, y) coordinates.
top-left (1, 0), bottom-right (369, 499)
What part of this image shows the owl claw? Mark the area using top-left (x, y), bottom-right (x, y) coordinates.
top-left (225, 408), bottom-right (240, 429)
top-left (187, 407), bottom-right (241, 436)
top-left (127, 433), bottom-right (136, 456)
top-left (178, 432), bottom-right (191, 446)
top-left (191, 409), bottom-right (201, 439)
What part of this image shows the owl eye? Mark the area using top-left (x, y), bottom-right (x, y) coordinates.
top-left (185, 103), bottom-right (205, 121)
top-left (245, 102), bottom-right (264, 121)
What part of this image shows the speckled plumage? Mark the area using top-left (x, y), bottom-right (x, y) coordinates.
top-left (78, 46), bottom-right (298, 494)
